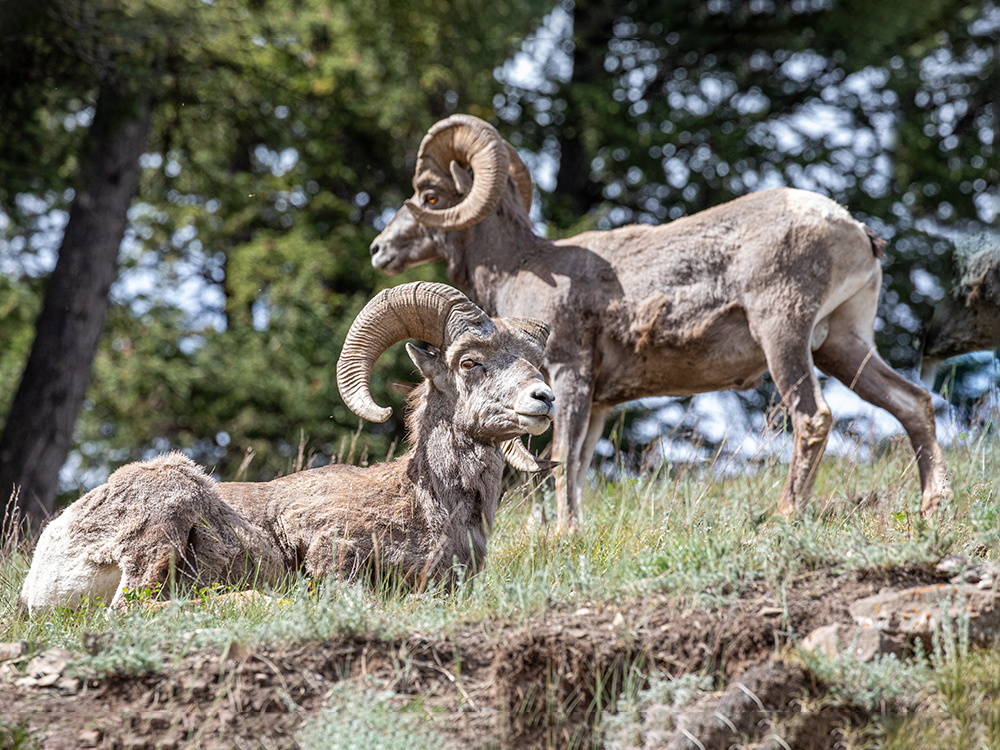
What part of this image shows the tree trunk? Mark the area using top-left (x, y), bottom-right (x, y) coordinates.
top-left (548, 0), bottom-right (619, 229)
top-left (0, 86), bottom-right (151, 537)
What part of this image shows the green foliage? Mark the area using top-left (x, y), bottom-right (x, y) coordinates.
top-left (253, 580), bottom-right (417, 644)
top-left (808, 602), bottom-right (1000, 747)
top-left (800, 645), bottom-right (932, 713)
top-left (0, 0), bottom-right (550, 492)
top-left (626, 447), bottom-right (978, 603)
top-left (80, 223), bottom-right (422, 480)
top-left (500, 0), bottom-right (997, 373)
top-left (0, 719), bottom-right (40, 750)
top-left (0, 276), bottom-right (41, 424)
top-left (0, 438), bottom-right (998, 747)
top-left (68, 624), bottom-right (165, 680)
top-left (603, 672), bottom-right (714, 750)
top-left (297, 680), bottom-right (451, 750)
top-left (895, 647), bottom-right (1000, 749)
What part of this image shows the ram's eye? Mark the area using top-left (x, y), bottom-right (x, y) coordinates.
top-left (460, 359), bottom-right (478, 371)
top-left (424, 192), bottom-right (439, 206)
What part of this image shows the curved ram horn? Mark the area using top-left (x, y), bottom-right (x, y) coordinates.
top-left (505, 143), bottom-right (534, 215)
top-left (505, 317), bottom-right (550, 353)
top-left (502, 438), bottom-right (558, 473)
top-left (336, 281), bottom-right (494, 422)
top-left (404, 115), bottom-right (510, 231)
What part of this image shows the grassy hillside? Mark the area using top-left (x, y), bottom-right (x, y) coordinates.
top-left (1, 434), bottom-right (997, 748)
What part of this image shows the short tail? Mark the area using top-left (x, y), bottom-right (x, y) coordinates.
top-left (864, 224), bottom-right (886, 259)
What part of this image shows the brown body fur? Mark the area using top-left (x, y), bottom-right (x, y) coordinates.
top-left (373, 159), bottom-right (952, 527)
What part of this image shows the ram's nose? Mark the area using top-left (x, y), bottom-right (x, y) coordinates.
top-left (517, 382), bottom-right (555, 436)
top-left (530, 383), bottom-right (555, 413)
top-left (521, 383), bottom-right (555, 421)
top-left (369, 238), bottom-right (392, 270)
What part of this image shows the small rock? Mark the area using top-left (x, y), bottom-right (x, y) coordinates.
top-left (35, 672), bottom-right (62, 688)
top-left (849, 584), bottom-right (1000, 644)
top-left (963, 569), bottom-right (983, 584)
top-left (145, 709), bottom-right (173, 731)
top-left (978, 563), bottom-right (998, 588)
top-left (611, 611), bottom-right (626, 630)
top-left (79, 729), bottom-right (104, 747)
top-left (757, 607), bottom-right (785, 618)
top-left (0, 642), bottom-right (25, 662)
top-left (800, 624), bottom-right (904, 662)
top-left (25, 647), bottom-right (72, 680)
top-left (56, 675), bottom-right (82, 693)
top-left (936, 555), bottom-right (967, 576)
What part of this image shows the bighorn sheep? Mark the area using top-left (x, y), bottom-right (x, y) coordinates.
top-left (19, 282), bottom-right (555, 613)
top-left (369, 114), bottom-right (952, 529)
top-left (921, 233), bottom-right (1000, 382)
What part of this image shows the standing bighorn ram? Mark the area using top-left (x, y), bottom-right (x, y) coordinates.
top-left (20, 282), bottom-right (555, 613)
top-left (921, 233), bottom-right (1000, 382)
top-left (370, 114), bottom-right (951, 529)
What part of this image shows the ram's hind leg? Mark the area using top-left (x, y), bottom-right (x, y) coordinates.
top-left (814, 297), bottom-right (951, 517)
top-left (110, 517), bottom-right (241, 608)
top-left (760, 335), bottom-right (833, 517)
top-left (577, 406), bottom-right (610, 503)
top-left (104, 453), bottom-right (233, 608)
top-left (109, 526), bottom-right (192, 609)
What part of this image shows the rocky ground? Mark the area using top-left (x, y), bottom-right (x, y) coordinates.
top-left (1, 560), bottom-right (997, 749)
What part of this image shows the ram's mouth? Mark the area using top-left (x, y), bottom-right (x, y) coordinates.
top-left (370, 251), bottom-right (394, 271)
top-left (516, 410), bottom-right (554, 435)
top-left (517, 407), bottom-right (553, 420)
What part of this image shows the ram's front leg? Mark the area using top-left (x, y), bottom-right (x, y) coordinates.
top-left (548, 362), bottom-right (598, 533)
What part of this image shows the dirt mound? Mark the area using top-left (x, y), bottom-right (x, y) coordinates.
top-left (604, 659), bottom-right (868, 750)
top-left (0, 568), bottom-right (943, 749)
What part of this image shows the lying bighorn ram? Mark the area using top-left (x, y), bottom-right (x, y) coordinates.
top-left (370, 115), bottom-right (951, 528)
top-left (20, 282), bottom-right (555, 613)
top-left (921, 233), bottom-right (1000, 382)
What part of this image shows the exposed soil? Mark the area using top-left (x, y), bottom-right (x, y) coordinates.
top-left (0, 565), bottom-right (948, 749)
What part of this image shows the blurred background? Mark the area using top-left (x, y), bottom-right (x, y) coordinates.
top-left (0, 0), bottom-right (997, 528)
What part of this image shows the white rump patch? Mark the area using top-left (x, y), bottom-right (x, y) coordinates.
top-left (783, 189), bottom-right (853, 225)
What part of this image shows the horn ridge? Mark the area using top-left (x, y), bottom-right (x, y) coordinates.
top-left (405, 115), bottom-right (510, 230)
top-left (505, 143), bottom-right (534, 215)
top-left (336, 282), bottom-right (493, 422)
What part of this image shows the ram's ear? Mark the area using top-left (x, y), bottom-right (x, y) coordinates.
top-left (450, 161), bottom-right (474, 196)
top-left (406, 343), bottom-right (449, 389)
